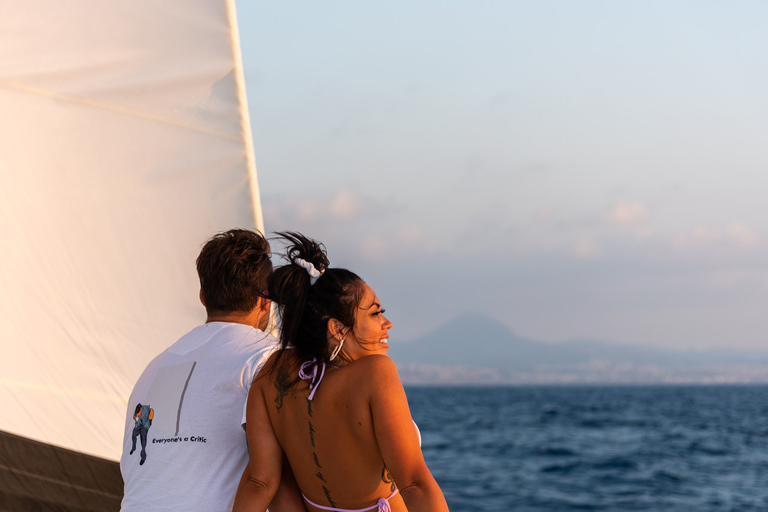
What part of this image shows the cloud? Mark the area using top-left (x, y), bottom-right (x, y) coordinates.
top-left (674, 223), bottom-right (759, 251)
top-left (330, 188), bottom-right (360, 220)
top-left (724, 223), bottom-right (759, 248)
top-left (708, 270), bottom-right (768, 289)
top-left (262, 189), bottom-right (436, 266)
top-left (571, 238), bottom-right (603, 259)
top-left (396, 225), bottom-right (423, 244)
top-left (263, 188), bottom-right (364, 228)
top-left (604, 202), bottom-right (650, 227)
top-left (295, 202), bottom-right (319, 222)
top-left (634, 227), bottom-right (654, 240)
top-left (357, 225), bottom-right (436, 264)
top-left (488, 91), bottom-right (510, 106)
top-left (360, 235), bottom-right (389, 262)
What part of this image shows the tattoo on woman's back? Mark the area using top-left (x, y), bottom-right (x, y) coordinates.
top-left (382, 466), bottom-right (396, 492)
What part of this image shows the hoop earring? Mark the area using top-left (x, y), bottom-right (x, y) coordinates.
top-left (330, 336), bottom-right (345, 361)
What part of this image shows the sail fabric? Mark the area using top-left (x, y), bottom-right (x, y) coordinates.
top-left (0, 0), bottom-right (262, 461)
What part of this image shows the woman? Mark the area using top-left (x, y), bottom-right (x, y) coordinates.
top-left (234, 233), bottom-right (449, 512)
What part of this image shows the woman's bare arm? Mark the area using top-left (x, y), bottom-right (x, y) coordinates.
top-left (233, 379), bottom-right (284, 512)
top-left (367, 356), bottom-right (449, 512)
top-left (268, 456), bottom-right (308, 512)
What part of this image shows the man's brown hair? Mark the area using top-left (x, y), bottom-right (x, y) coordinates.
top-left (196, 229), bottom-right (272, 315)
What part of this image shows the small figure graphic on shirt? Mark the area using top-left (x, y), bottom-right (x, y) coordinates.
top-left (129, 403), bottom-right (153, 465)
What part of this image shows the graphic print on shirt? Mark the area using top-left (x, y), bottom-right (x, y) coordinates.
top-left (131, 361), bottom-right (196, 466)
top-left (129, 403), bottom-right (154, 465)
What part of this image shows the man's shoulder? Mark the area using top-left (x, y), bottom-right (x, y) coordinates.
top-left (132, 324), bottom-right (277, 390)
top-left (224, 326), bottom-right (279, 359)
top-left (242, 326), bottom-right (279, 345)
top-left (208, 323), bottom-right (277, 346)
top-left (167, 323), bottom-right (276, 355)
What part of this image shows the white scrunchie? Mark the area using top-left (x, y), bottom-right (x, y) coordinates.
top-left (295, 257), bottom-right (323, 285)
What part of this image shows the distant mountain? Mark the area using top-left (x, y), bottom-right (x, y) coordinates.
top-left (389, 313), bottom-right (768, 385)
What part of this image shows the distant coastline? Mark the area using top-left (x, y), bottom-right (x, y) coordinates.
top-left (391, 313), bottom-right (768, 385)
top-left (397, 363), bottom-right (768, 386)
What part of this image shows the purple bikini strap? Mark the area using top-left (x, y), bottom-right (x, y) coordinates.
top-left (298, 358), bottom-right (326, 401)
top-left (302, 489), bottom-right (399, 512)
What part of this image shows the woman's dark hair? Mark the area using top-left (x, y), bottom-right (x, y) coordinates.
top-left (268, 232), bottom-right (364, 365)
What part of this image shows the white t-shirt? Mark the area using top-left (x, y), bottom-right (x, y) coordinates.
top-left (120, 322), bottom-right (278, 512)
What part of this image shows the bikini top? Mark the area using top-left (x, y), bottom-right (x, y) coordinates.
top-left (302, 489), bottom-right (399, 512)
top-left (298, 358), bottom-right (333, 401)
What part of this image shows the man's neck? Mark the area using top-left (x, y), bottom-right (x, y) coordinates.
top-left (205, 309), bottom-right (265, 330)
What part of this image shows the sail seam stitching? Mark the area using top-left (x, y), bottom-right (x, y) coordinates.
top-left (224, 0), bottom-right (265, 234)
top-left (0, 79), bottom-right (240, 141)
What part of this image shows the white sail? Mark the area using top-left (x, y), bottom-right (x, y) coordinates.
top-left (0, 0), bottom-right (262, 462)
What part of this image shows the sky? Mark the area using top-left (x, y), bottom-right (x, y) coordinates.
top-left (236, 1), bottom-right (768, 350)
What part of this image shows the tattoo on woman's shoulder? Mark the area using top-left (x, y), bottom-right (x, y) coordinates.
top-left (274, 366), bottom-right (291, 412)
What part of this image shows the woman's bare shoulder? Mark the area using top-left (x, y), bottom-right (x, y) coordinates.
top-left (347, 355), bottom-right (402, 390)
top-left (349, 354), bottom-right (397, 371)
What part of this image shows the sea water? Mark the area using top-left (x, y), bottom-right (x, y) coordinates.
top-left (406, 386), bottom-right (768, 511)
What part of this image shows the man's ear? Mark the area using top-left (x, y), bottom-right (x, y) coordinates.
top-left (327, 318), bottom-right (346, 340)
top-left (199, 289), bottom-right (205, 307)
top-left (257, 296), bottom-right (271, 312)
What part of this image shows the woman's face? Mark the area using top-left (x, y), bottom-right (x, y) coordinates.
top-left (345, 283), bottom-right (392, 360)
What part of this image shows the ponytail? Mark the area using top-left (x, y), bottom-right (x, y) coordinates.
top-left (268, 232), bottom-right (364, 369)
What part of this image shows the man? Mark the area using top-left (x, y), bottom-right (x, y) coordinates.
top-left (120, 229), bottom-right (298, 511)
